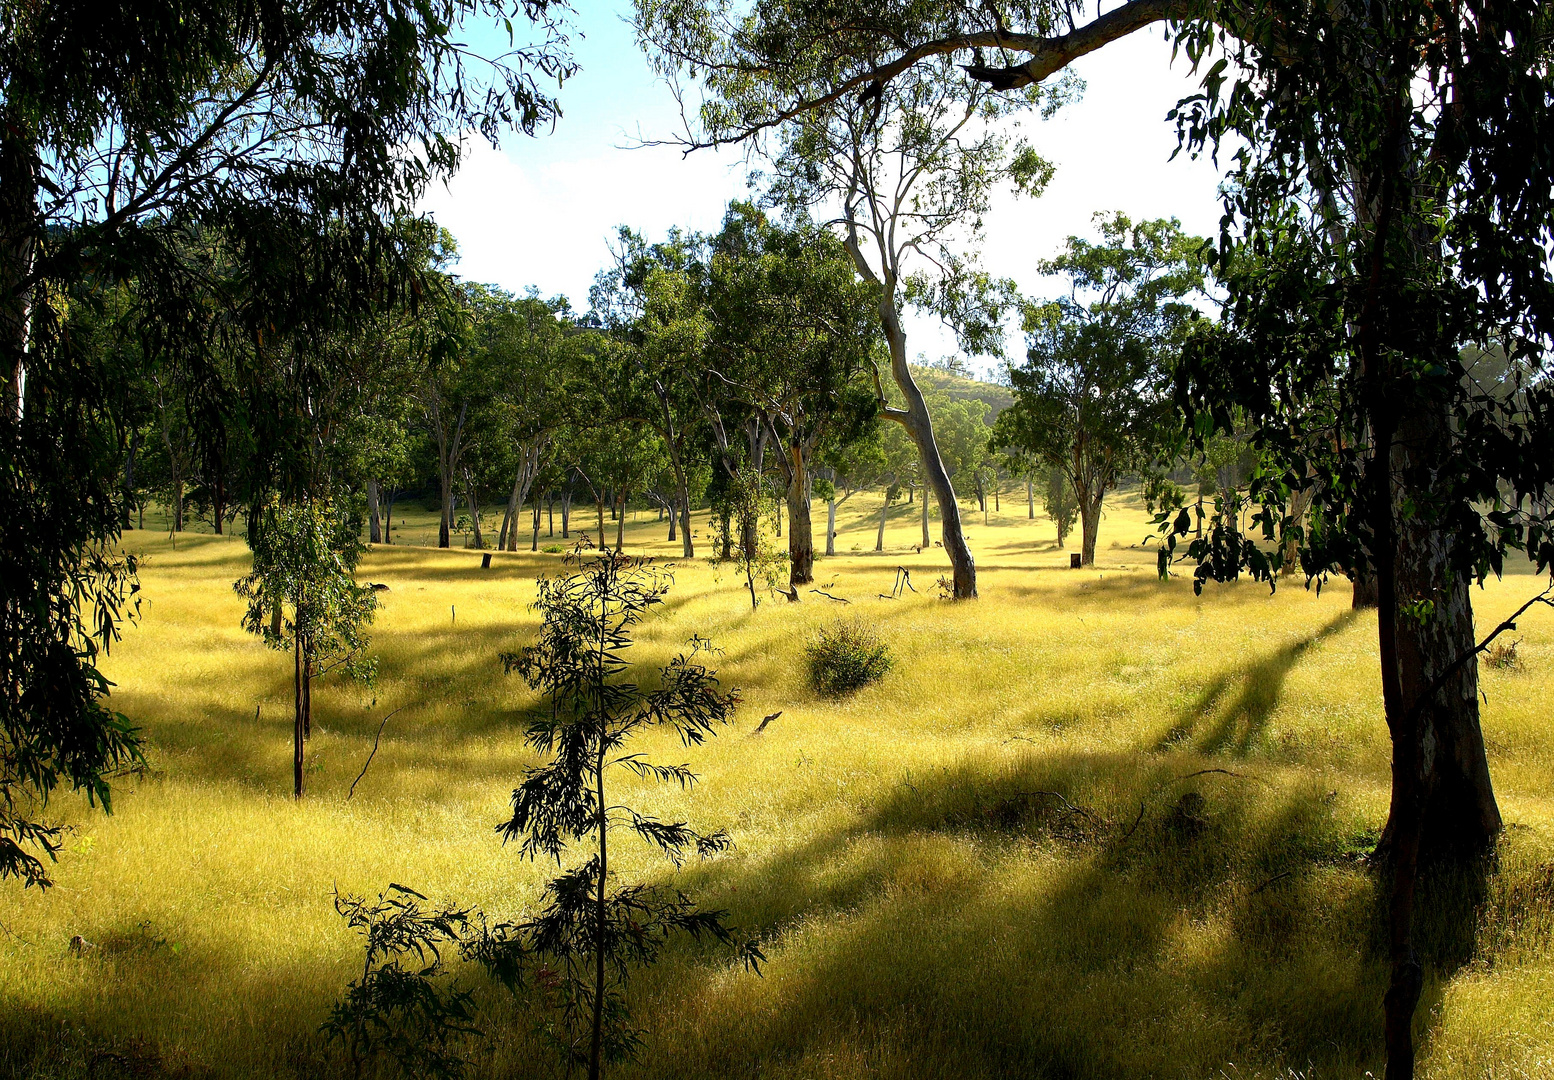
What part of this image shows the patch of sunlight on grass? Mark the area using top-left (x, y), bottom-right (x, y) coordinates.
top-left (3, 488), bottom-right (1552, 1078)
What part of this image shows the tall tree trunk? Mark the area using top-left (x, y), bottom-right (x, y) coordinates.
top-left (533, 497), bottom-right (541, 551)
top-left (596, 498), bottom-right (605, 550)
top-left (464, 475), bottom-right (482, 549)
top-left (172, 474), bottom-right (184, 532)
top-left (1027, 478), bottom-right (1035, 519)
top-left (775, 497), bottom-right (782, 536)
top-left (547, 493), bottom-right (554, 536)
top-left (785, 444), bottom-right (814, 586)
top-left (293, 635), bottom-right (304, 799)
top-left (384, 491), bottom-right (396, 544)
top-left (1383, 407), bottom-right (1500, 858)
top-left (122, 429), bottom-right (140, 529)
top-left (500, 471), bottom-right (522, 551)
top-left (212, 472), bottom-right (226, 535)
top-left (561, 491), bottom-right (571, 539)
top-left (874, 302), bottom-right (976, 596)
top-left (0, 117), bottom-right (36, 427)
top-left (994, 484), bottom-right (1000, 513)
top-left (614, 493), bottom-right (625, 552)
top-left (1079, 491), bottom-right (1102, 566)
top-left (666, 499), bottom-right (677, 541)
top-left (367, 480), bottom-right (382, 544)
top-left (876, 496), bottom-right (888, 552)
top-left (826, 496), bottom-right (837, 556)
top-left (439, 470), bottom-right (453, 548)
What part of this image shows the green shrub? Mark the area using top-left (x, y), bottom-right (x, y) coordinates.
top-left (541, 544), bottom-right (564, 554)
top-left (806, 619), bottom-right (894, 697)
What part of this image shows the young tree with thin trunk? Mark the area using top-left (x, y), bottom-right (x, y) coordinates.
top-left (234, 497), bottom-right (376, 798)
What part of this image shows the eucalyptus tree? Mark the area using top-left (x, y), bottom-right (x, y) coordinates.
top-left (705, 203), bottom-right (882, 587)
top-left (1, 0), bottom-right (575, 886)
top-left (641, 15), bottom-right (1062, 596)
top-left (993, 214), bottom-right (1206, 564)
top-left (590, 228), bottom-right (710, 558)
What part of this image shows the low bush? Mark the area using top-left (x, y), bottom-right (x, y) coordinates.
top-left (806, 619), bottom-right (894, 697)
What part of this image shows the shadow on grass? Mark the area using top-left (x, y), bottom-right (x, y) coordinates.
top-left (1156, 608), bottom-right (1361, 757)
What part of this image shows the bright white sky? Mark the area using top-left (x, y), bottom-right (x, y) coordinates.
top-left (418, 2), bottom-right (1231, 376)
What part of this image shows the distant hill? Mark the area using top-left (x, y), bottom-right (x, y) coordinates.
top-left (910, 365), bottom-right (1014, 419)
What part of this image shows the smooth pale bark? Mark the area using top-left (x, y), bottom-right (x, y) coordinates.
top-left (533, 498), bottom-right (541, 551)
top-left (367, 480), bottom-right (382, 544)
top-left (666, 499), bottom-right (677, 542)
top-left (875, 497), bottom-right (888, 552)
top-left (826, 497), bottom-right (838, 556)
top-left (1027, 478), bottom-right (1035, 519)
top-left (464, 474), bottom-right (483, 549)
top-left (614, 495), bottom-right (624, 552)
top-left (875, 303), bottom-right (976, 596)
top-left (547, 492), bottom-right (554, 536)
top-left (561, 491), bottom-right (571, 538)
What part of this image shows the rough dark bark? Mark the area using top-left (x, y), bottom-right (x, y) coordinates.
top-left (367, 480), bottom-right (382, 544)
top-left (1079, 494), bottom-right (1102, 566)
top-left (785, 448), bottom-right (814, 586)
top-left (293, 635), bottom-right (305, 799)
top-left (0, 118), bottom-right (35, 427)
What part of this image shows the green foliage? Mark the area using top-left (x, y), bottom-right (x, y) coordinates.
top-left (234, 498), bottom-right (377, 684)
top-left (805, 619), bottom-right (895, 697)
top-left (323, 885), bottom-right (482, 1080)
top-left (717, 467), bottom-right (789, 608)
top-left (495, 547), bottom-right (761, 1076)
top-left (1044, 467), bottom-right (1079, 548)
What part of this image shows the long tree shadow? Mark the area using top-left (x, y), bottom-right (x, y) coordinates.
top-left (1156, 608), bottom-right (1361, 757)
top-left (613, 746), bottom-right (1397, 1080)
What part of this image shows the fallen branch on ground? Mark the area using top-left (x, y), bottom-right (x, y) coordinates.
top-left (348, 705), bottom-right (409, 800)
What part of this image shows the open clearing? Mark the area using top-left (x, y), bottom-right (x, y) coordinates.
top-left (4, 494), bottom-right (1552, 1079)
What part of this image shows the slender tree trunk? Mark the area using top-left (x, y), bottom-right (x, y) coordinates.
top-left (589, 733), bottom-right (608, 1080)
top-left (561, 491), bottom-right (571, 539)
top-left (465, 476), bottom-right (483, 549)
top-left (293, 635), bottom-right (304, 799)
top-left (826, 497), bottom-right (837, 556)
top-left (596, 498), bottom-right (605, 549)
top-left (212, 473), bottom-right (225, 535)
top-left (875, 303), bottom-right (976, 596)
top-left (500, 470), bottom-right (523, 551)
top-left (172, 474), bottom-right (184, 533)
top-left (0, 117), bottom-right (36, 427)
top-left (384, 491), bottom-right (396, 544)
top-left (876, 496), bottom-right (888, 552)
top-left (614, 493), bottom-right (625, 552)
top-left (533, 497), bottom-right (541, 551)
top-left (786, 445), bottom-right (814, 586)
top-left (548, 493), bottom-right (554, 537)
top-left (439, 471), bottom-right (453, 549)
top-left (123, 429), bottom-right (140, 529)
top-left (994, 484), bottom-right (1000, 513)
top-left (1027, 478), bottom-right (1035, 519)
top-left (775, 497), bottom-right (782, 537)
top-left (367, 480), bottom-right (382, 544)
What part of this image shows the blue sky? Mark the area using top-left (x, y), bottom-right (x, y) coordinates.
top-left (419, 1), bottom-right (1230, 372)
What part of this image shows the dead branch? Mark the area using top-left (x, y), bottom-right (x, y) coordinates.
top-left (752, 711), bottom-right (783, 735)
top-left (348, 705), bottom-right (409, 800)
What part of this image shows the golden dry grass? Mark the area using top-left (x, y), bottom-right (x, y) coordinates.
top-left (3, 490), bottom-right (1553, 1079)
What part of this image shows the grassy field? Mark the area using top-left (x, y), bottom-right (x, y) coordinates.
top-left (4, 490), bottom-right (1553, 1079)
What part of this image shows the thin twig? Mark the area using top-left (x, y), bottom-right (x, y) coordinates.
top-left (348, 706), bottom-right (408, 800)
top-left (810, 589), bottom-right (851, 604)
top-left (1178, 767), bottom-right (1272, 786)
top-left (1250, 870), bottom-right (1294, 895)
top-left (1118, 801), bottom-right (1147, 842)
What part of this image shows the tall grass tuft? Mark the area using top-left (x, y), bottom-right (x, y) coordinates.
top-left (805, 619), bottom-right (894, 697)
